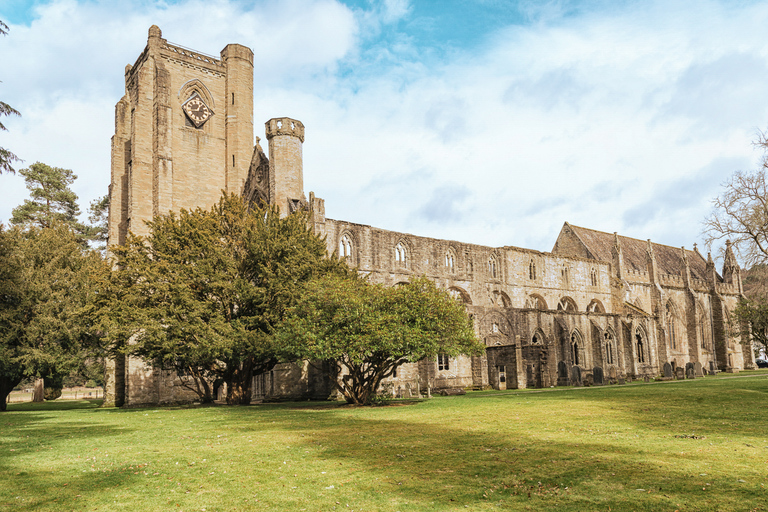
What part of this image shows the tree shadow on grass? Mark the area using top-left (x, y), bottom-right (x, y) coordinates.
top-left (297, 421), bottom-right (757, 509)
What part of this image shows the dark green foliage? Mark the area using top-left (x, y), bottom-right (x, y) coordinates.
top-left (99, 194), bottom-right (348, 404)
top-left (87, 194), bottom-right (109, 250)
top-left (277, 275), bottom-right (484, 405)
top-left (10, 162), bottom-right (90, 237)
top-left (0, 223), bottom-right (104, 410)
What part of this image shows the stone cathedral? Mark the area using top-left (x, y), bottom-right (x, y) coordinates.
top-left (105, 27), bottom-right (755, 406)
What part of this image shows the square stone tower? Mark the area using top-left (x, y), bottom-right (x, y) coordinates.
top-left (106, 26), bottom-right (255, 406)
top-left (109, 25), bottom-right (254, 245)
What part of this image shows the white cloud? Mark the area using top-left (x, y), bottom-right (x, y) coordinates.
top-left (2, 0), bottom-right (768, 259)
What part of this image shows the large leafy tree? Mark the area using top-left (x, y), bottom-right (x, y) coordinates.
top-left (276, 275), bottom-right (484, 405)
top-left (0, 223), bottom-right (104, 411)
top-left (0, 20), bottom-right (21, 175)
top-left (99, 194), bottom-right (348, 405)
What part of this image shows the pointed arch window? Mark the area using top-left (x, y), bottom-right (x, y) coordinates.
top-left (561, 266), bottom-right (570, 287)
top-left (339, 233), bottom-right (353, 259)
top-left (590, 268), bottom-right (598, 287)
top-left (445, 251), bottom-right (455, 272)
top-left (529, 259), bottom-right (537, 280)
top-left (571, 331), bottom-right (582, 366)
top-left (697, 304), bottom-right (710, 350)
top-left (488, 255), bottom-right (498, 278)
top-left (395, 242), bottom-right (407, 266)
top-left (636, 328), bottom-right (646, 363)
top-left (604, 330), bottom-right (615, 365)
top-left (666, 302), bottom-right (677, 350)
top-left (558, 296), bottom-right (577, 312)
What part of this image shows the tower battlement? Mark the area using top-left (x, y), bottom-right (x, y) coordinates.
top-left (266, 117), bottom-right (305, 143)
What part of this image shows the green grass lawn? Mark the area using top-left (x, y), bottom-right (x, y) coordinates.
top-left (2, 373), bottom-right (767, 511)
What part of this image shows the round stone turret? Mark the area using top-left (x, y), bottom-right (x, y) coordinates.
top-left (265, 117), bottom-right (305, 216)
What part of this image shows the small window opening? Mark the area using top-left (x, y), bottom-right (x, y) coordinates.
top-left (571, 333), bottom-right (580, 366)
top-left (489, 256), bottom-right (497, 278)
top-left (339, 234), bottom-right (353, 258)
top-left (437, 354), bottom-right (450, 371)
top-left (232, 155), bottom-right (236, 167)
top-left (232, 93), bottom-right (235, 105)
top-left (604, 332), bottom-right (615, 365)
top-left (395, 242), bottom-right (407, 264)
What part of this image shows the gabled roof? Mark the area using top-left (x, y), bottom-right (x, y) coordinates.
top-left (557, 223), bottom-right (717, 282)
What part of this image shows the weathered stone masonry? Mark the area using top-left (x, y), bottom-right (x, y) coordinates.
top-left (106, 28), bottom-right (755, 406)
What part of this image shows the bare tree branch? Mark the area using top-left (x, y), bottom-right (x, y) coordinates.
top-left (704, 132), bottom-right (768, 267)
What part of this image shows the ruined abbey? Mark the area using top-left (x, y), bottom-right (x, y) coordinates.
top-left (105, 27), bottom-right (756, 406)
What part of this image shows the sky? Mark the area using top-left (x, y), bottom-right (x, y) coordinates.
top-left (2, 0), bottom-right (768, 259)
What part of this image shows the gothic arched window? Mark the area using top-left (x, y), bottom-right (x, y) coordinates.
top-left (636, 328), bottom-right (646, 363)
top-left (445, 251), bottom-right (455, 272)
top-left (395, 242), bottom-right (407, 266)
top-left (339, 233), bottom-right (353, 259)
top-left (590, 268), bottom-right (598, 287)
top-left (666, 302), bottom-right (677, 350)
top-left (489, 255), bottom-right (498, 278)
top-left (604, 330), bottom-right (615, 365)
top-left (529, 259), bottom-right (537, 280)
top-left (571, 330), bottom-right (582, 366)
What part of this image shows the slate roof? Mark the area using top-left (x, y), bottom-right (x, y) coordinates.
top-left (564, 223), bottom-right (718, 282)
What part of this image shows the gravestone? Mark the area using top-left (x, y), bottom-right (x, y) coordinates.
top-left (675, 367), bottom-right (685, 380)
top-left (662, 362), bottom-right (673, 379)
top-left (685, 362), bottom-right (695, 379)
top-left (694, 362), bottom-right (704, 377)
top-left (593, 367), bottom-right (604, 386)
top-left (557, 361), bottom-right (570, 386)
top-left (608, 366), bottom-right (618, 384)
top-left (618, 377), bottom-right (626, 384)
top-left (643, 375), bottom-right (650, 383)
top-left (570, 365), bottom-right (583, 386)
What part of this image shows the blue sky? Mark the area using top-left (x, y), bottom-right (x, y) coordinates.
top-left (2, 0), bottom-right (768, 258)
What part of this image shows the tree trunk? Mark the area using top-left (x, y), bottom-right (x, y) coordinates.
top-left (0, 375), bottom-right (24, 412)
top-left (32, 378), bottom-right (44, 402)
top-left (226, 361), bottom-right (254, 405)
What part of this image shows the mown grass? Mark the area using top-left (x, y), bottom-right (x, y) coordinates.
top-left (1, 373), bottom-right (767, 511)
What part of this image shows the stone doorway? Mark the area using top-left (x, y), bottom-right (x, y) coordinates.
top-left (522, 344), bottom-right (545, 388)
top-left (497, 365), bottom-right (507, 390)
top-left (486, 346), bottom-right (516, 390)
